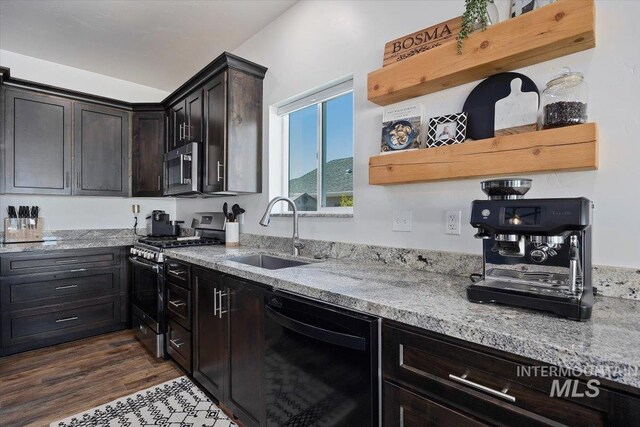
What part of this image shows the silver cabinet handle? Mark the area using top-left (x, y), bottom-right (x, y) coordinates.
top-left (217, 289), bottom-right (228, 318)
top-left (185, 122), bottom-right (191, 140)
top-left (179, 123), bottom-right (183, 141)
top-left (157, 175), bottom-right (161, 191)
top-left (448, 373), bottom-right (516, 403)
top-left (217, 161), bottom-right (224, 182)
top-left (56, 316), bottom-right (78, 323)
top-left (169, 338), bottom-right (184, 348)
top-left (55, 284), bottom-right (78, 290)
top-left (169, 300), bottom-right (186, 308)
top-left (213, 286), bottom-right (217, 316)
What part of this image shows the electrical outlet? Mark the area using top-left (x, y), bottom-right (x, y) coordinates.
top-left (445, 210), bottom-right (461, 235)
top-left (392, 210), bottom-right (412, 232)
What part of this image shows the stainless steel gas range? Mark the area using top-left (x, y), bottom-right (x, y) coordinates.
top-left (130, 229), bottom-right (224, 358)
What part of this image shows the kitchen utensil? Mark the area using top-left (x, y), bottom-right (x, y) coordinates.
top-left (223, 203), bottom-right (229, 221)
top-left (7, 206), bottom-right (17, 218)
top-left (463, 72), bottom-right (539, 140)
top-left (231, 204), bottom-right (245, 222)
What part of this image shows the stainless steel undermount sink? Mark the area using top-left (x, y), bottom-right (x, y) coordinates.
top-left (228, 254), bottom-right (310, 270)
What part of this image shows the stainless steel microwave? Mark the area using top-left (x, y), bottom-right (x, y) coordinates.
top-left (164, 142), bottom-right (200, 196)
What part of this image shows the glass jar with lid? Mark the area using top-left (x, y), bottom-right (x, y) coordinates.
top-left (540, 68), bottom-right (588, 129)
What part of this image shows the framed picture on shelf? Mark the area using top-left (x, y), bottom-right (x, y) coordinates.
top-left (426, 112), bottom-right (467, 148)
top-left (511, 0), bottom-right (556, 18)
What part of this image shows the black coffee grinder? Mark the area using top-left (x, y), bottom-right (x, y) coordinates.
top-left (468, 178), bottom-right (595, 321)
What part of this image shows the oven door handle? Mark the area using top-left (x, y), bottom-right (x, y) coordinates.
top-left (129, 256), bottom-right (160, 273)
top-left (265, 305), bottom-right (366, 351)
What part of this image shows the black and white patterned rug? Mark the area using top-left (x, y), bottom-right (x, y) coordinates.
top-left (50, 376), bottom-right (237, 427)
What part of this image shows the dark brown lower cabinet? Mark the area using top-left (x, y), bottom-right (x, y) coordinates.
top-left (383, 321), bottom-right (640, 427)
top-left (225, 275), bottom-right (263, 427)
top-left (191, 265), bottom-right (264, 427)
top-left (193, 267), bottom-right (227, 399)
top-left (384, 381), bottom-right (487, 427)
top-left (0, 247), bottom-right (130, 356)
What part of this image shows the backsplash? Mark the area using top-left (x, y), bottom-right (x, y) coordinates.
top-left (240, 233), bottom-right (640, 301)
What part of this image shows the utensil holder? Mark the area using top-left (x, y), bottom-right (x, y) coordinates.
top-left (225, 222), bottom-right (240, 247)
top-left (3, 217), bottom-right (44, 243)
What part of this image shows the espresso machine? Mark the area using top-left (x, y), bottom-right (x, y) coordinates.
top-left (468, 178), bottom-right (594, 321)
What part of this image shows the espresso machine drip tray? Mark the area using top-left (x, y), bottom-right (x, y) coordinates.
top-left (481, 268), bottom-right (580, 299)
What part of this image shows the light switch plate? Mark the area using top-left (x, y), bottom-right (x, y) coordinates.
top-left (392, 210), bottom-right (412, 232)
top-left (445, 210), bottom-right (461, 235)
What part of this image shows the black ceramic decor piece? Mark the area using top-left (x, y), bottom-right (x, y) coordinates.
top-left (463, 72), bottom-right (539, 140)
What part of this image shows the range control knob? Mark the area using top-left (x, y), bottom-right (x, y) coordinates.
top-left (530, 249), bottom-right (548, 263)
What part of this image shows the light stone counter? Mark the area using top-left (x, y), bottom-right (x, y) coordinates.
top-left (164, 245), bottom-right (640, 389)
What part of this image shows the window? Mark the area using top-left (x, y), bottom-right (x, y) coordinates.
top-left (278, 79), bottom-right (353, 212)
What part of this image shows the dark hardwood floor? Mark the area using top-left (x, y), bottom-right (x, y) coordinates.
top-left (0, 330), bottom-right (183, 427)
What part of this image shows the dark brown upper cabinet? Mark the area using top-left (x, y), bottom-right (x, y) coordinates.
top-left (3, 88), bottom-right (73, 195)
top-left (73, 103), bottom-right (130, 197)
top-left (203, 68), bottom-right (263, 194)
top-left (132, 111), bottom-right (165, 197)
top-left (169, 89), bottom-right (203, 151)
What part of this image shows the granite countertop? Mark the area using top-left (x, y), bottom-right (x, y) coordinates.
top-left (164, 245), bottom-right (640, 389)
top-left (0, 237), bottom-right (136, 253)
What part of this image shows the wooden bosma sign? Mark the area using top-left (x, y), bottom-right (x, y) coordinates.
top-left (383, 17), bottom-right (462, 66)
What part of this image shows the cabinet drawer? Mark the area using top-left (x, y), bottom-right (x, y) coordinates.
top-left (165, 259), bottom-right (190, 288)
top-left (1, 267), bottom-right (121, 310)
top-left (167, 281), bottom-right (191, 330)
top-left (384, 381), bottom-right (487, 427)
top-left (2, 296), bottom-right (121, 348)
top-left (0, 248), bottom-right (121, 276)
top-left (167, 319), bottom-right (191, 373)
top-left (384, 322), bottom-right (608, 426)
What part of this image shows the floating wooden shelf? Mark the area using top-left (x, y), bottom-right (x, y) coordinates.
top-left (367, 0), bottom-right (595, 106)
top-left (369, 123), bottom-right (598, 185)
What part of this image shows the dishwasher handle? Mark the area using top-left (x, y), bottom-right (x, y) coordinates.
top-left (265, 304), bottom-right (366, 351)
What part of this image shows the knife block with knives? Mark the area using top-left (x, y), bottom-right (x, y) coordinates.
top-left (3, 205), bottom-right (44, 243)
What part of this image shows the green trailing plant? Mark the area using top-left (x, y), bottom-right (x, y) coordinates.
top-left (457, 0), bottom-right (490, 54)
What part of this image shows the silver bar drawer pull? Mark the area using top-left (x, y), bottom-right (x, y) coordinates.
top-left (170, 339), bottom-right (184, 348)
top-left (56, 316), bottom-right (79, 323)
top-left (448, 373), bottom-right (516, 403)
top-left (55, 284), bottom-right (78, 290)
top-left (169, 300), bottom-right (187, 308)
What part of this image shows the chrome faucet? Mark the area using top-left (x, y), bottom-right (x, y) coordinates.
top-left (259, 196), bottom-right (304, 256)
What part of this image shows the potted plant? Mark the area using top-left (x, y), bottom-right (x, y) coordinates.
top-left (457, 0), bottom-right (499, 53)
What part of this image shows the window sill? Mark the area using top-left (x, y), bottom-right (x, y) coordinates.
top-left (270, 212), bottom-right (353, 218)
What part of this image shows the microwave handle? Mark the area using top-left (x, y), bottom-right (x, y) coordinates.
top-left (178, 154), bottom-right (192, 185)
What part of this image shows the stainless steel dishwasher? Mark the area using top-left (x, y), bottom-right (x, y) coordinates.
top-left (263, 290), bottom-right (379, 426)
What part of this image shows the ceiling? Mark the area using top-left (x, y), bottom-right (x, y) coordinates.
top-left (0, 0), bottom-right (297, 91)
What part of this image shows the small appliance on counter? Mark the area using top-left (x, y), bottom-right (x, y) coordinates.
top-left (468, 178), bottom-right (594, 321)
top-left (3, 205), bottom-right (43, 244)
top-left (146, 210), bottom-right (182, 237)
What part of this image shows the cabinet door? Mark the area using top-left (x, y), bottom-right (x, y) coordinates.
top-left (73, 103), bottom-right (129, 197)
top-left (226, 275), bottom-right (264, 427)
top-left (185, 89), bottom-right (203, 143)
top-left (203, 74), bottom-right (226, 193)
top-left (169, 99), bottom-right (186, 150)
top-left (3, 89), bottom-right (72, 195)
top-left (193, 268), bottom-right (227, 402)
top-left (384, 382), bottom-right (488, 427)
top-left (132, 111), bottom-right (165, 196)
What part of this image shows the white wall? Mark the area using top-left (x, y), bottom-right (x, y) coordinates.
top-left (0, 50), bottom-right (176, 230)
top-left (0, 195), bottom-right (175, 231)
top-left (0, 50), bottom-right (169, 102)
top-left (177, 0), bottom-right (640, 269)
